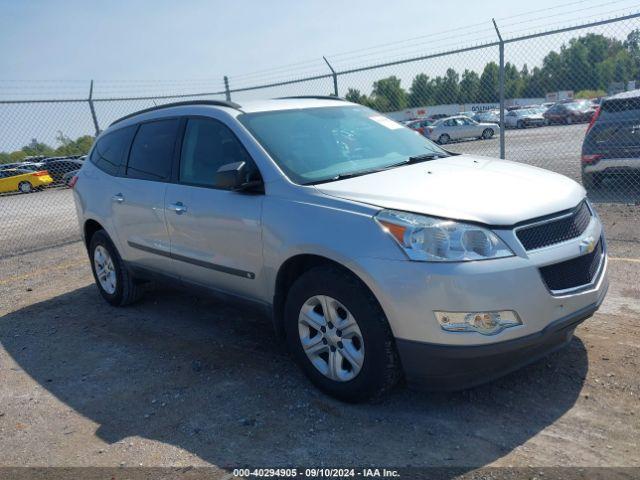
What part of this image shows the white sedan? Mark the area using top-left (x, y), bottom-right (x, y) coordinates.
top-left (426, 116), bottom-right (500, 144)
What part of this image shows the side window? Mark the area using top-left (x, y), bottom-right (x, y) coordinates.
top-left (127, 119), bottom-right (180, 181)
top-left (179, 118), bottom-right (254, 188)
top-left (90, 126), bottom-right (136, 176)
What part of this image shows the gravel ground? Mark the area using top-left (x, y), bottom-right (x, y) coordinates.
top-left (0, 206), bottom-right (638, 473)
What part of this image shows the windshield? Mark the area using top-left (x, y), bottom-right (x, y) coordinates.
top-left (238, 105), bottom-right (448, 184)
top-left (566, 101), bottom-right (591, 111)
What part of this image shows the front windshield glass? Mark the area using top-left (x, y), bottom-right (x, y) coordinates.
top-left (238, 105), bottom-right (448, 184)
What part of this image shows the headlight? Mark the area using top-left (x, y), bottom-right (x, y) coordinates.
top-left (376, 209), bottom-right (513, 262)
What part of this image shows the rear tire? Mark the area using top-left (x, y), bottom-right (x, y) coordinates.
top-left (481, 128), bottom-right (494, 139)
top-left (89, 229), bottom-right (143, 306)
top-left (283, 265), bottom-right (401, 402)
top-left (581, 171), bottom-right (603, 190)
top-left (438, 134), bottom-right (450, 144)
top-left (516, 120), bottom-right (525, 129)
top-left (18, 181), bottom-right (33, 194)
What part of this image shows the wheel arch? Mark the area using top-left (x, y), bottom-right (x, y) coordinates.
top-left (272, 253), bottom-right (382, 342)
top-left (83, 218), bottom-right (105, 251)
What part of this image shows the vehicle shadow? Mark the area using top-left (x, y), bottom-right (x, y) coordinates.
top-left (1, 284), bottom-right (589, 468)
top-left (586, 175), bottom-right (640, 204)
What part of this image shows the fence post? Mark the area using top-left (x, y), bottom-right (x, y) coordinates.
top-left (224, 76), bottom-right (231, 101)
top-left (88, 80), bottom-right (100, 137)
top-left (492, 19), bottom-right (505, 160)
top-left (323, 56), bottom-right (339, 97)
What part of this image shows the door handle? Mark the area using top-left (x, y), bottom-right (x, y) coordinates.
top-left (111, 193), bottom-right (124, 204)
top-left (168, 202), bottom-right (187, 214)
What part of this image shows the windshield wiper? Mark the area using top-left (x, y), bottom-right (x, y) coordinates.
top-left (309, 153), bottom-right (446, 184)
top-left (407, 153), bottom-right (446, 162)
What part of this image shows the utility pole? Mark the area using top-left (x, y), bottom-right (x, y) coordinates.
top-left (88, 80), bottom-right (100, 136)
top-left (224, 76), bottom-right (231, 101)
top-left (323, 56), bottom-right (339, 97)
top-left (493, 18), bottom-right (505, 160)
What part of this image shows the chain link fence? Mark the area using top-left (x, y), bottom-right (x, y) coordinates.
top-left (1, 12), bottom-right (639, 267)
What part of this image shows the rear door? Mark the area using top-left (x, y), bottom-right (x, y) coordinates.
top-left (111, 118), bottom-right (180, 274)
top-left (164, 116), bottom-right (264, 299)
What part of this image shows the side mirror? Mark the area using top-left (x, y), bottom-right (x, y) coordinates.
top-left (213, 161), bottom-right (263, 192)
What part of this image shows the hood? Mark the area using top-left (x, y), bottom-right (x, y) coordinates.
top-left (314, 155), bottom-right (585, 225)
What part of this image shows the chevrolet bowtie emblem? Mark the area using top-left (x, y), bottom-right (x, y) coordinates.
top-left (580, 236), bottom-right (596, 254)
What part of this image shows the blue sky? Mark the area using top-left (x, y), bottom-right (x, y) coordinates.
top-left (1, 0), bottom-right (639, 150)
top-left (2, 0), bottom-right (638, 86)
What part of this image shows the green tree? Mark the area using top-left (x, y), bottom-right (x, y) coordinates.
top-left (504, 62), bottom-right (524, 99)
top-left (408, 73), bottom-right (434, 107)
top-left (370, 76), bottom-right (407, 112)
top-left (459, 69), bottom-right (480, 103)
top-left (344, 88), bottom-right (369, 105)
top-left (21, 138), bottom-right (54, 157)
top-left (478, 62), bottom-right (499, 102)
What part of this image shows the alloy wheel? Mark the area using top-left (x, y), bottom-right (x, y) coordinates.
top-left (94, 245), bottom-right (117, 295)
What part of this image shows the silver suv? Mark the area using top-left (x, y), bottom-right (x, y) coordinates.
top-left (73, 97), bottom-right (608, 402)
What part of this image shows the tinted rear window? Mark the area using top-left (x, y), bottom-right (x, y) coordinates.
top-left (91, 126), bottom-right (136, 176)
top-left (127, 119), bottom-right (180, 181)
top-left (601, 97), bottom-right (640, 114)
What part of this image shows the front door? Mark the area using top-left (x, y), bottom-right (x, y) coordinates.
top-left (164, 117), bottom-right (264, 299)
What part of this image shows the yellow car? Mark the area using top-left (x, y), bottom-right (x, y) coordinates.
top-left (0, 168), bottom-right (54, 194)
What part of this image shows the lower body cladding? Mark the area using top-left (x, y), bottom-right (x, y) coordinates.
top-left (355, 241), bottom-right (608, 391)
top-left (582, 157), bottom-right (640, 175)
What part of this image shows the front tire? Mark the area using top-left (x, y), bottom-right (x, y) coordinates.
top-left (283, 266), bottom-right (400, 402)
top-left (89, 229), bottom-right (143, 306)
top-left (581, 171), bottom-right (603, 190)
top-left (481, 128), bottom-right (494, 139)
top-left (18, 181), bottom-right (33, 193)
top-left (437, 134), bottom-right (450, 145)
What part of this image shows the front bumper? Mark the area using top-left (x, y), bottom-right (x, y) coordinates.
top-left (396, 289), bottom-right (606, 390)
top-left (352, 211), bottom-right (608, 389)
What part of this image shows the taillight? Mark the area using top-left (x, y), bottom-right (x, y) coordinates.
top-left (68, 175), bottom-right (79, 188)
top-left (586, 106), bottom-right (600, 133)
top-left (581, 154), bottom-right (602, 165)
top-left (33, 170), bottom-right (50, 176)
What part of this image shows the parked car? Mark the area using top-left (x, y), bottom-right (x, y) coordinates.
top-left (544, 101), bottom-right (596, 124)
top-left (0, 168), bottom-right (53, 193)
top-left (405, 118), bottom-right (433, 136)
top-left (504, 109), bottom-right (546, 129)
top-left (0, 162), bottom-right (26, 171)
top-left (43, 158), bottom-right (84, 183)
top-left (581, 89), bottom-right (640, 189)
top-left (426, 113), bottom-right (449, 122)
top-left (427, 115), bottom-right (500, 144)
top-left (473, 110), bottom-right (501, 125)
top-left (73, 98), bottom-right (608, 402)
top-left (62, 169), bottom-right (80, 187)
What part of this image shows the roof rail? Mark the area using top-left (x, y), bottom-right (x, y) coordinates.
top-left (109, 100), bottom-right (243, 127)
top-left (275, 95), bottom-right (346, 101)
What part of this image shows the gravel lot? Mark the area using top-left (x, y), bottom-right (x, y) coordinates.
top-left (0, 121), bottom-right (639, 475)
top-left (0, 206), bottom-right (638, 473)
